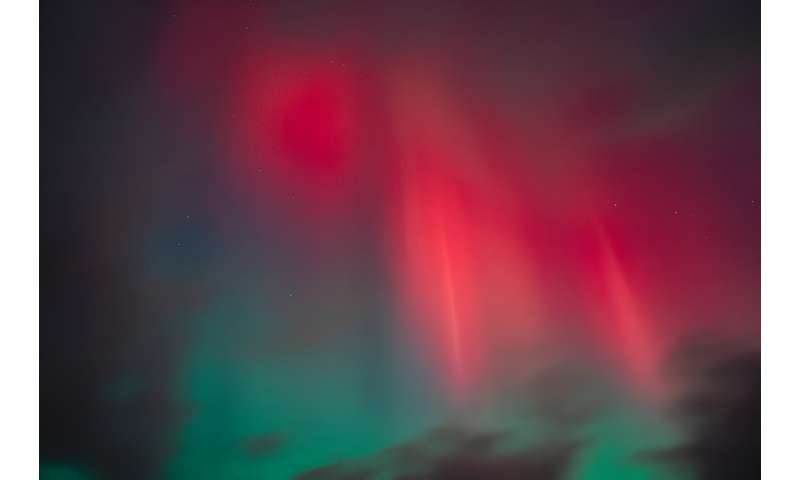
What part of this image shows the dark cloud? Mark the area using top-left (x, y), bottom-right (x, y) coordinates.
top-left (295, 423), bottom-right (583, 480)
top-left (291, 366), bottom-right (603, 480)
top-left (294, 342), bottom-right (760, 480)
top-left (637, 340), bottom-right (760, 479)
top-left (397, 441), bottom-right (582, 480)
top-left (296, 464), bottom-right (375, 480)
top-left (241, 433), bottom-right (285, 458)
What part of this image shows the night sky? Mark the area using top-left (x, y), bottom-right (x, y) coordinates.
top-left (41, 1), bottom-right (759, 479)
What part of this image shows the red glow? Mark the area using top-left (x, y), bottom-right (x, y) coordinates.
top-left (228, 52), bottom-right (360, 211)
top-left (385, 67), bottom-right (549, 398)
top-left (155, 4), bottom-right (758, 403)
top-left (592, 222), bottom-right (664, 397)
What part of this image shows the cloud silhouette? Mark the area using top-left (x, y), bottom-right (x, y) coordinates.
top-left (295, 423), bottom-right (583, 480)
top-left (637, 340), bottom-right (760, 479)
